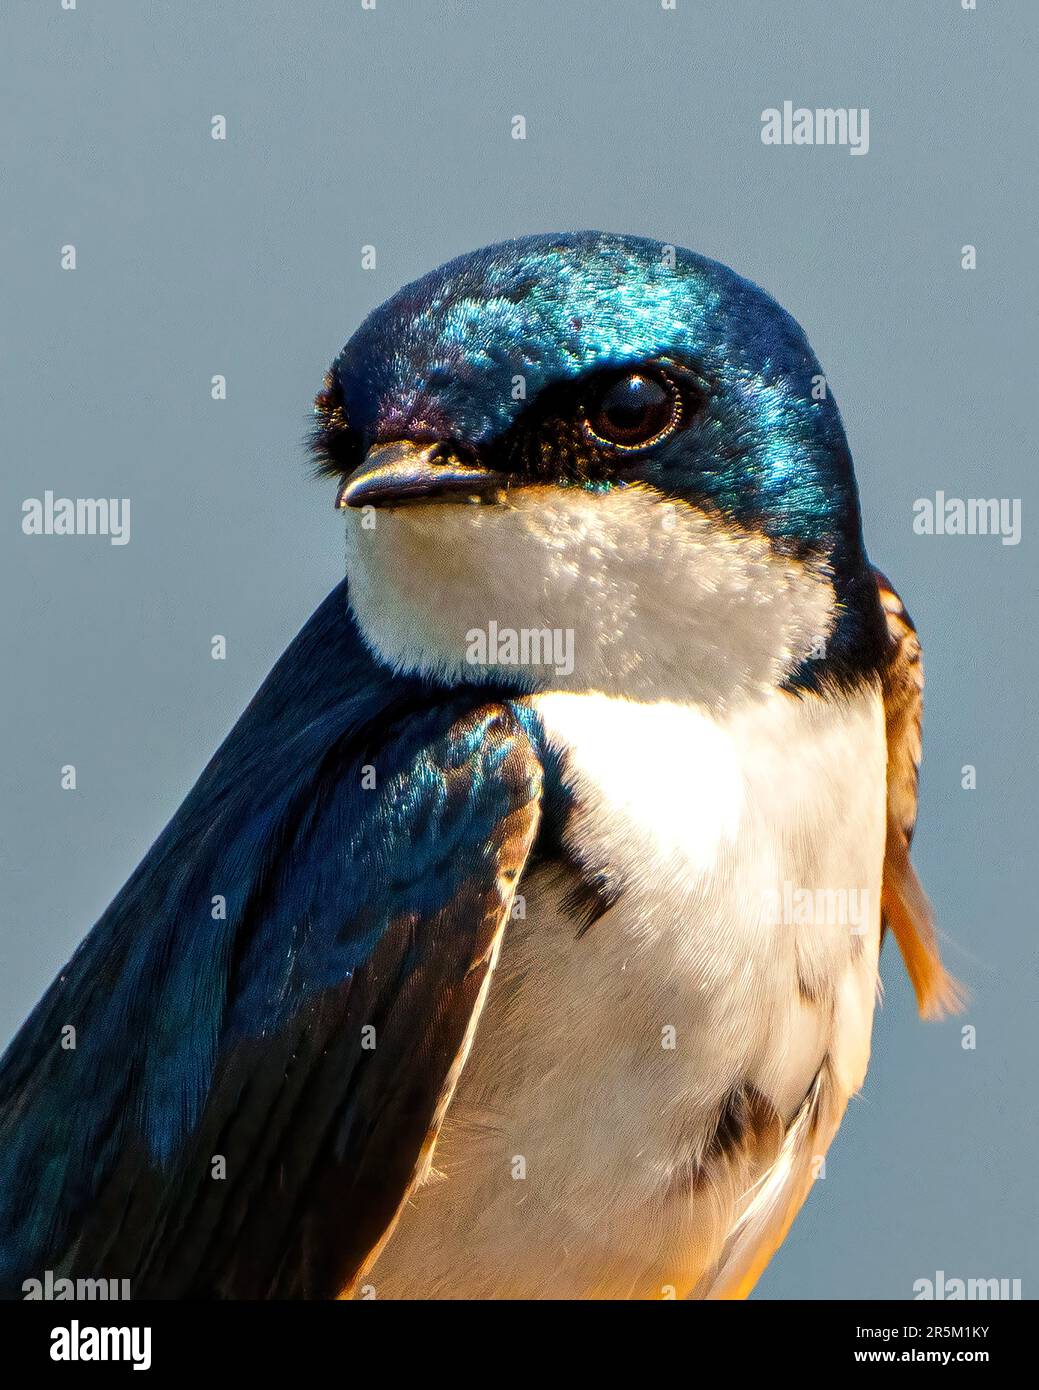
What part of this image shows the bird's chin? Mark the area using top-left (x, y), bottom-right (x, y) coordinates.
top-left (342, 483), bottom-right (836, 708)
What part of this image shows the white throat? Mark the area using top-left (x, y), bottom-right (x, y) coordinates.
top-left (343, 483), bottom-right (836, 708)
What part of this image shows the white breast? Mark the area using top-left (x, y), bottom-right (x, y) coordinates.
top-left (362, 683), bottom-right (888, 1300)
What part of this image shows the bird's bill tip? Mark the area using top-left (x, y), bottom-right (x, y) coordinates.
top-left (336, 440), bottom-right (505, 509)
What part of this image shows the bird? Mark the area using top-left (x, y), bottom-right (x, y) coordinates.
top-left (0, 231), bottom-right (961, 1301)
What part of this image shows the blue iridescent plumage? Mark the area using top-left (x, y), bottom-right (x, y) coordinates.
top-left (334, 232), bottom-right (853, 545)
top-left (0, 231), bottom-right (889, 1299)
top-left (330, 232), bottom-right (886, 680)
top-left (0, 587), bottom-right (549, 1296)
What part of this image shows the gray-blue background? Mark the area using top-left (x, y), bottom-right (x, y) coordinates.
top-left (2, 0), bottom-right (1036, 1299)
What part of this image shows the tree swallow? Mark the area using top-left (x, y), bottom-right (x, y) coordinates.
top-left (0, 232), bottom-right (960, 1300)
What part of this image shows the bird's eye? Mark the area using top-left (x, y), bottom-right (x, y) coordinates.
top-left (582, 370), bottom-right (681, 452)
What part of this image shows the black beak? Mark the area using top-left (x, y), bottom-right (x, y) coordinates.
top-left (335, 440), bottom-right (507, 509)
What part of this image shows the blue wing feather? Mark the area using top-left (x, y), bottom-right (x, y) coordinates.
top-left (0, 580), bottom-right (543, 1298)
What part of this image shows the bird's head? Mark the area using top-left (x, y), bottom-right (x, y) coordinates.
top-left (312, 232), bottom-right (883, 705)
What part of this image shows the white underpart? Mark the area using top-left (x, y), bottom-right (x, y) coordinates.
top-left (366, 685), bottom-right (886, 1298)
top-left (344, 483), bottom-right (835, 704)
top-left (346, 484), bottom-right (887, 1298)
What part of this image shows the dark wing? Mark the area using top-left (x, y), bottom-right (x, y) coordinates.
top-left (874, 569), bottom-right (962, 1019)
top-left (0, 583), bottom-right (542, 1298)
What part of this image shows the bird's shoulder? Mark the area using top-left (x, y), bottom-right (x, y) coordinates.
top-left (0, 581), bottom-right (549, 1299)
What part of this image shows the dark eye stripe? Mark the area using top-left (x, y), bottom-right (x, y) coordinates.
top-left (309, 374), bottom-right (364, 480)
